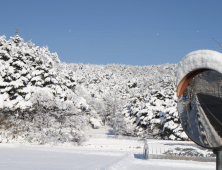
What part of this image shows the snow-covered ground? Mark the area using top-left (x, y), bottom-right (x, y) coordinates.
top-left (0, 127), bottom-right (216, 170)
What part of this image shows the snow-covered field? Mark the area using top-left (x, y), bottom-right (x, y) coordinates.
top-left (0, 127), bottom-right (215, 170)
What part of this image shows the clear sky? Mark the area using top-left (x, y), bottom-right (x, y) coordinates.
top-left (1, 0), bottom-right (222, 66)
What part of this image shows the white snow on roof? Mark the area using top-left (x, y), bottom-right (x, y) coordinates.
top-left (176, 50), bottom-right (222, 86)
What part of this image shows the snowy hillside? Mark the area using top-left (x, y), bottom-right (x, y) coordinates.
top-left (0, 35), bottom-right (187, 145)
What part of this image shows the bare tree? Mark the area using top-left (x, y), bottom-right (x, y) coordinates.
top-left (213, 38), bottom-right (222, 47)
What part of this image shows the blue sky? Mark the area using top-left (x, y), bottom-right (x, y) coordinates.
top-left (1, 0), bottom-right (222, 66)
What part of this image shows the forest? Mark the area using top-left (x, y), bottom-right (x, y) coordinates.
top-left (0, 35), bottom-right (188, 145)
